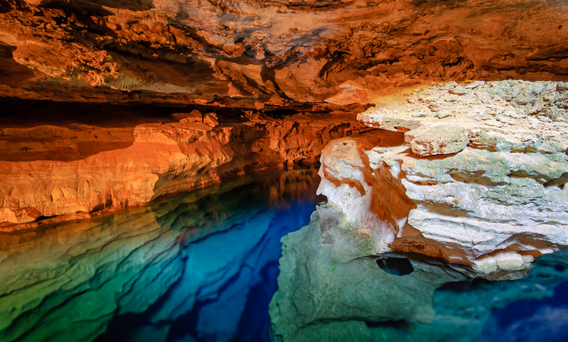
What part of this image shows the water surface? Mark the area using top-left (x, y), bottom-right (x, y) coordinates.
top-left (1, 167), bottom-right (568, 342)
top-left (0, 168), bottom-right (323, 342)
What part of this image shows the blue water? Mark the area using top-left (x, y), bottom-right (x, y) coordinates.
top-left (2, 167), bottom-right (568, 342)
top-left (0, 168), bottom-right (323, 342)
top-left (471, 254), bottom-right (568, 342)
top-left (98, 198), bottom-right (317, 342)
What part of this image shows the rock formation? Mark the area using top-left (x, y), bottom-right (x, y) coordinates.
top-left (0, 0), bottom-right (568, 104)
top-left (1, 0), bottom-right (568, 340)
top-left (317, 80), bottom-right (568, 275)
top-left (0, 105), bottom-right (370, 226)
top-left (269, 205), bottom-right (568, 342)
top-left (1, 0), bottom-right (568, 234)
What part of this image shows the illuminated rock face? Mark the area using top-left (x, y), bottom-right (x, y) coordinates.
top-left (318, 80), bottom-right (568, 274)
top-left (0, 108), bottom-right (369, 225)
top-left (0, 0), bottom-right (568, 104)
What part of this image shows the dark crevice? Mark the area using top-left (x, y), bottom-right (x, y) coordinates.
top-left (376, 257), bottom-right (414, 276)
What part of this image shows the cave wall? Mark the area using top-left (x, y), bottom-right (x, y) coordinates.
top-left (0, 0), bottom-right (567, 104)
top-left (0, 104), bottom-right (371, 226)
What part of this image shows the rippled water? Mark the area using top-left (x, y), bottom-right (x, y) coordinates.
top-left (1, 167), bottom-right (568, 342)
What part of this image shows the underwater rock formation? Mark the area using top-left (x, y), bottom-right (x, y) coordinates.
top-left (0, 168), bottom-right (321, 342)
top-left (269, 205), bottom-right (466, 342)
top-left (318, 80), bottom-right (568, 273)
top-left (0, 107), bottom-right (369, 226)
top-left (269, 206), bottom-right (568, 342)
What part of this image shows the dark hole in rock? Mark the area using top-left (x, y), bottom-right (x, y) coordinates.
top-left (365, 320), bottom-right (411, 330)
top-left (376, 258), bottom-right (414, 276)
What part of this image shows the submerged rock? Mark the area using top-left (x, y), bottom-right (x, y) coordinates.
top-left (269, 205), bottom-right (468, 342)
top-left (269, 208), bottom-right (568, 342)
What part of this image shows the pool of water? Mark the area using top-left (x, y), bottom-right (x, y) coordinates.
top-left (1, 167), bottom-right (568, 342)
top-left (0, 168), bottom-right (323, 342)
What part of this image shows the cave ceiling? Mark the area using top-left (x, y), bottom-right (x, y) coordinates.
top-left (0, 0), bottom-right (567, 107)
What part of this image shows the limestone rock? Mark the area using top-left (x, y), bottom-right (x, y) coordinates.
top-left (316, 137), bottom-right (415, 254)
top-left (320, 80), bottom-right (568, 272)
top-left (1, 1), bottom-right (568, 103)
top-left (404, 124), bottom-right (470, 157)
top-left (270, 225), bottom-right (568, 342)
top-left (269, 206), bottom-right (465, 342)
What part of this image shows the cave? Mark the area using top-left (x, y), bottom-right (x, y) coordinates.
top-left (1, 0), bottom-right (568, 341)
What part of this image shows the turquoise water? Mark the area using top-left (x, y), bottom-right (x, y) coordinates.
top-left (1, 167), bottom-right (568, 342)
top-left (0, 168), bottom-right (322, 342)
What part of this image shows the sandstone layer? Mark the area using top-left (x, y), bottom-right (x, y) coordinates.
top-left (1, 0), bottom-right (568, 105)
top-left (317, 80), bottom-right (568, 274)
top-left (0, 104), bottom-right (370, 227)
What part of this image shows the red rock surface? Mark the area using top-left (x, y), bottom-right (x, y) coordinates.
top-left (0, 104), bottom-right (372, 227)
top-left (0, 0), bottom-right (568, 104)
top-left (2, 0), bottom-right (568, 230)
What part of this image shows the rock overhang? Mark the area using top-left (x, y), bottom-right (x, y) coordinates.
top-left (0, 0), bottom-right (568, 104)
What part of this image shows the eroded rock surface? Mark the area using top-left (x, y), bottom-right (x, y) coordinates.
top-left (319, 80), bottom-right (568, 273)
top-left (269, 207), bottom-right (568, 341)
top-left (1, 0), bottom-right (568, 104)
top-left (269, 205), bottom-right (466, 342)
top-left (0, 106), bottom-right (370, 226)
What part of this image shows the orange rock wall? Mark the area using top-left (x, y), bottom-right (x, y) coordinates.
top-left (0, 110), bottom-right (371, 226)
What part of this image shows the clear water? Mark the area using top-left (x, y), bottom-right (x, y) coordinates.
top-left (0, 168), bottom-right (323, 342)
top-left (1, 168), bottom-right (568, 342)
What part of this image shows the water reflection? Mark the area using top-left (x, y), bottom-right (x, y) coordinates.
top-left (3, 166), bottom-right (568, 342)
top-left (0, 168), bottom-right (322, 342)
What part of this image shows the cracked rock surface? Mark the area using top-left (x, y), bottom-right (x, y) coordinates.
top-left (319, 80), bottom-right (568, 273)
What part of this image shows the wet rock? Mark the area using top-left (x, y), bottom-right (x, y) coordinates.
top-left (269, 206), bottom-right (465, 342)
top-left (270, 213), bottom-right (568, 342)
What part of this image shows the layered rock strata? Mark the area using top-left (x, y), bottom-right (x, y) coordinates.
top-left (0, 107), bottom-right (370, 226)
top-left (0, 168), bottom-right (320, 342)
top-left (318, 80), bottom-right (568, 274)
top-left (269, 205), bottom-right (568, 342)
